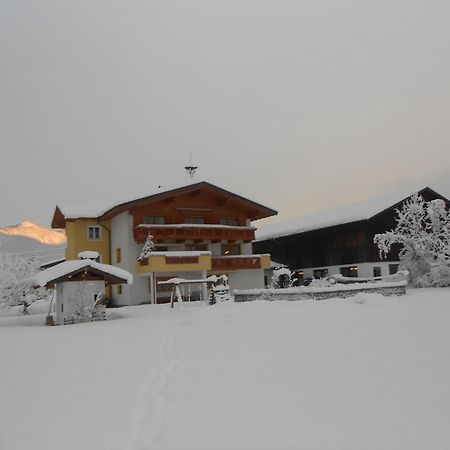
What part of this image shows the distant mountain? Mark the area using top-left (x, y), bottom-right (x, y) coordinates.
top-left (0, 221), bottom-right (66, 264)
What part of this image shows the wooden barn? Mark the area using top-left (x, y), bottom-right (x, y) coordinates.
top-left (254, 187), bottom-right (450, 281)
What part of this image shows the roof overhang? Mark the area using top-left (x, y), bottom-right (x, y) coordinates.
top-left (52, 182), bottom-right (277, 227)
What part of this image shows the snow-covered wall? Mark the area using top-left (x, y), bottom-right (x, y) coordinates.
top-left (234, 281), bottom-right (408, 302)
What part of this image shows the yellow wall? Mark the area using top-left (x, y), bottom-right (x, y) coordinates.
top-left (260, 254), bottom-right (271, 270)
top-left (65, 219), bottom-right (111, 264)
top-left (137, 254), bottom-right (212, 274)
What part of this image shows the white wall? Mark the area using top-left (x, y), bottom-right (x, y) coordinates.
top-left (110, 211), bottom-right (149, 306)
top-left (300, 261), bottom-right (400, 279)
top-left (228, 268), bottom-right (265, 291)
top-left (55, 280), bottom-right (104, 325)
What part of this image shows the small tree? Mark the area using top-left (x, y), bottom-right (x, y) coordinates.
top-left (270, 267), bottom-right (293, 289)
top-left (0, 253), bottom-right (49, 314)
top-left (69, 286), bottom-right (104, 321)
top-left (138, 233), bottom-right (155, 261)
top-left (374, 193), bottom-right (450, 287)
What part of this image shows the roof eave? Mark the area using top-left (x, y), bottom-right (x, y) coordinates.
top-left (100, 181), bottom-right (278, 221)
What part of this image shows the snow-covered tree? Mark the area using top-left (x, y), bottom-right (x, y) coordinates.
top-left (0, 253), bottom-right (49, 314)
top-left (374, 193), bottom-right (450, 287)
top-left (270, 267), bottom-right (293, 289)
top-left (138, 233), bottom-right (155, 261)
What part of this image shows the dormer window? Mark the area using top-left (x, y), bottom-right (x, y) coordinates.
top-left (87, 225), bottom-right (101, 240)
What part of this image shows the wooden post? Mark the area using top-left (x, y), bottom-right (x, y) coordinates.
top-left (149, 272), bottom-right (157, 304)
top-left (201, 270), bottom-right (208, 303)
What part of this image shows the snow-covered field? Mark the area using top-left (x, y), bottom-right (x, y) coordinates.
top-left (1, 289), bottom-right (450, 450)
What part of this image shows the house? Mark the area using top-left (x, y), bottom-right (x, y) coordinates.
top-left (51, 181), bottom-right (277, 305)
top-left (254, 187), bottom-right (449, 280)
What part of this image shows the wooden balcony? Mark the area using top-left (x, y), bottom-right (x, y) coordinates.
top-left (137, 252), bottom-right (212, 274)
top-left (211, 254), bottom-right (271, 271)
top-left (134, 224), bottom-right (255, 243)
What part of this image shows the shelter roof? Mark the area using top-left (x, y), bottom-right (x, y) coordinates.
top-left (33, 260), bottom-right (133, 287)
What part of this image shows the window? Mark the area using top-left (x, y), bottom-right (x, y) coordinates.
top-left (143, 216), bottom-right (165, 225)
top-left (293, 271), bottom-right (304, 282)
top-left (117, 285), bottom-right (122, 295)
top-left (221, 244), bottom-right (241, 255)
top-left (186, 243), bottom-right (208, 251)
top-left (88, 225), bottom-right (101, 240)
top-left (116, 248), bottom-right (121, 264)
top-left (184, 216), bottom-right (205, 224)
top-left (389, 264), bottom-right (399, 275)
top-left (313, 268), bottom-right (328, 279)
top-left (219, 218), bottom-right (238, 226)
top-left (340, 266), bottom-right (358, 277)
top-left (373, 266), bottom-right (381, 277)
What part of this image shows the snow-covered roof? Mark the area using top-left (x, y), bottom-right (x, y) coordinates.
top-left (77, 250), bottom-right (100, 260)
top-left (56, 202), bottom-right (106, 220)
top-left (256, 187), bottom-right (448, 241)
top-left (57, 180), bottom-right (277, 221)
top-left (39, 258), bottom-right (65, 269)
top-left (33, 260), bottom-right (133, 287)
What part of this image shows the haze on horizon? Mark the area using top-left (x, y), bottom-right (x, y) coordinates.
top-left (1, 0), bottom-right (450, 229)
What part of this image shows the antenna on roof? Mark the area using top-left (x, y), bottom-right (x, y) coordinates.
top-left (184, 152), bottom-right (198, 180)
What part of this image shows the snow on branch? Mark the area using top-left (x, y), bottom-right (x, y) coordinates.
top-left (138, 233), bottom-right (155, 261)
top-left (0, 253), bottom-right (50, 314)
top-left (374, 193), bottom-right (450, 287)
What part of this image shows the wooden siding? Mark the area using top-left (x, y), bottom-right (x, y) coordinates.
top-left (134, 225), bottom-right (255, 243)
top-left (129, 189), bottom-right (254, 228)
top-left (254, 188), bottom-right (450, 269)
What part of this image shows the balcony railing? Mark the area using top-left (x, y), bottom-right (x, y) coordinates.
top-left (211, 254), bottom-right (271, 271)
top-left (134, 224), bottom-right (255, 243)
top-left (137, 252), bottom-right (212, 273)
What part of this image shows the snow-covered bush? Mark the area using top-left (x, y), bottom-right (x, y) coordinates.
top-left (309, 277), bottom-right (335, 288)
top-left (374, 193), bottom-right (450, 287)
top-left (138, 233), bottom-right (155, 261)
top-left (0, 253), bottom-right (49, 314)
top-left (270, 267), bottom-right (293, 289)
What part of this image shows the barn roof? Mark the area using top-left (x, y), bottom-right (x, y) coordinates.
top-left (256, 187), bottom-right (449, 241)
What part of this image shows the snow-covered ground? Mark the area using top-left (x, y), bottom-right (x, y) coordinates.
top-left (1, 289), bottom-right (450, 450)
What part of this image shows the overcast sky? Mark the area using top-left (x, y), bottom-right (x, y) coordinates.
top-left (1, 0), bottom-right (450, 228)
